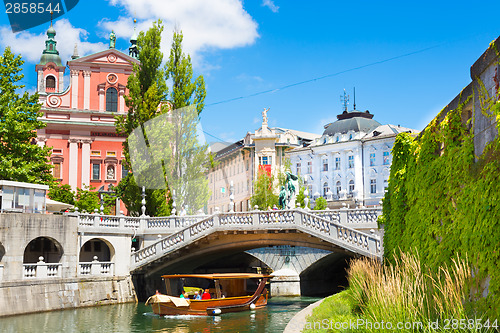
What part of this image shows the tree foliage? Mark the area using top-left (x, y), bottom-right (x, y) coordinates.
top-left (48, 183), bottom-right (75, 205)
top-left (0, 47), bottom-right (53, 184)
top-left (313, 196), bottom-right (327, 210)
top-left (115, 21), bottom-right (171, 216)
top-left (381, 82), bottom-right (500, 316)
top-left (250, 170), bottom-right (278, 210)
top-left (74, 186), bottom-right (100, 213)
top-left (116, 23), bottom-right (209, 216)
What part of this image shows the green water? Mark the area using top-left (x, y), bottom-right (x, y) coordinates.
top-left (0, 297), bottom-right (319, 333)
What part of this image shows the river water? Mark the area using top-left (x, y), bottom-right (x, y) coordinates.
top-left (0, 296), bottom-right (319, 333)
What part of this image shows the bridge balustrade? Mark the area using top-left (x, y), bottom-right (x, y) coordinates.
top-left (23, 257), bottom-right (62, 279)
top-left (130, 209), bottom-right (383, 272)
top-left (78, 259), bottom-right (115, 276)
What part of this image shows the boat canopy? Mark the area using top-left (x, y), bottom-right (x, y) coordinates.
top-left (161, 273), bottom-right (272, 280)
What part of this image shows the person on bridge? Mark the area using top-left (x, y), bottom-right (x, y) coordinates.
top-left (202, 289), bottom-right (211, 300)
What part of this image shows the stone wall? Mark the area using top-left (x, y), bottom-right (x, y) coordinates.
top-left (0, 275), bottom-right (136, 317)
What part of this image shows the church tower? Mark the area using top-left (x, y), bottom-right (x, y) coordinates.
top-left (36, 22), bottom-right (65, 94)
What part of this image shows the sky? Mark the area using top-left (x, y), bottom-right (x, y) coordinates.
top-left (1, 0), bottom-right (499, 143)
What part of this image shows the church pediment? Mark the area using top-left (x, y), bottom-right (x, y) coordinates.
top-left (68, 49), bottom-right (139, 66)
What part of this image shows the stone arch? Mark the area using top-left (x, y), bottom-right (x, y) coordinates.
top-left (79, 238), bottom-right (115, 263)
top-left (24, 236), bottom-right (63, 263)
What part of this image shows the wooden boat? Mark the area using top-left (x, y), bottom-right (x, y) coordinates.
top-left (146, 273), bottom-right (272, 316)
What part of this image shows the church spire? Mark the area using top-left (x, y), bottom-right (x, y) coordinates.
top-left (39, 21), bottom-right (62, 66)
top-left (129, 18), bottom-right (138, 58)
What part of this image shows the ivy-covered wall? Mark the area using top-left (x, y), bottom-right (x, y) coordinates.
top-left (380, 41), bottom-right (500, 316)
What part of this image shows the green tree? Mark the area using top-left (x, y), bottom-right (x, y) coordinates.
top-left (74, 185), bottom-right (100, 213)
top-left (250, 170), bottom-right (279, 210)
top-left (0, 47), bottom-right (53, 184)
top-left (115, 20), bottom-right (172, 216)
top-left (48, 183), bottom-right (75, 205)
top-left (295, 185), bottom-right (310, 209)
top-left (313, 196), bottom-right (327, 210)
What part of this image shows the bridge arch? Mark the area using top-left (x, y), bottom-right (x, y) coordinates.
top-left (299, 252), bottom-right (353, 296)
top-left (23, 236), bottom-right (63, 263)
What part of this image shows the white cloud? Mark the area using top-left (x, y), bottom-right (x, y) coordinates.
top-left (0, 19), bottom-right (106, 64)
top-left (103, 0), bottom-right (259, 67)
top-left (262, 0), bottom-right (279, 13)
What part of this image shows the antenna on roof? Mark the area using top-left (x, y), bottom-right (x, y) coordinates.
top-left (353, 87), bottom-right (356, 110)
top-left (340, 89), bottom-right (349, 112)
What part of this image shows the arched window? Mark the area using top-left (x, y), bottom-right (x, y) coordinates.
top-left (106, 87), bottom-right (118, 112)
top-left (45, 76), bottom-right (56, 91)
top-left (323, 182), bottom-right (329, 198)
top-left (336, 181), bottom-right (341, 196)
top-left (349, 180), bottom-right (355, 194)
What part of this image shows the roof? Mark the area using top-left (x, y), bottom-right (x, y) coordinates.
top-left (209, 142), bottom-right (232, 153)
top-left (274, 128), bottom-right (321, 141)
top-left (362, 124), bottom-right (418, 140)
top-left (323, 111), bottom-right (381, 136)
top-left (161, 273), bottom-right (273, 280)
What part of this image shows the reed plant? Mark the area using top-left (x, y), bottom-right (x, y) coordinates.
top-left (344, 252), bottom-right (494, 332)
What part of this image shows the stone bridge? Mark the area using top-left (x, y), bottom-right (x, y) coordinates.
top-left (128, 209), bottom-right (383, 276)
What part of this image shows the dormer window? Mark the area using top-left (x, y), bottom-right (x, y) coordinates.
top-left (106, 87), bottom-right (118, 112)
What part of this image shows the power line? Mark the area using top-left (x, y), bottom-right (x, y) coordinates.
top-left (205, 44), bottom-right (441, 108)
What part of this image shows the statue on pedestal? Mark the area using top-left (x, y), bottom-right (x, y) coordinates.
top-left (279, 172), bottom-right (299, 209)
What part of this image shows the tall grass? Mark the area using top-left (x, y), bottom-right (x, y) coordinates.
top-left (345, 252), bottom-right (491, 332)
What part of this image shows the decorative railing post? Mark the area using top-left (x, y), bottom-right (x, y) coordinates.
top-left (93, 209), bottom-right (100, 227)
top-left (252, 209), bottom-right (260, 226)
top-left (91, 256), bottom-right (100, 275)
top-left (119, 210), bottom-right (125, 229)
top-left (36, 256), bottom-right (47, 278)
top-left (339, 205), bottom-right (348, 224)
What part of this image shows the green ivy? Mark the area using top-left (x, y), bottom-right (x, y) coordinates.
top-left (381, 81), bottom-right (500, 317)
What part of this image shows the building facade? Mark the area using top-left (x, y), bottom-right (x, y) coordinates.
top-left (287, 109), bottom-right (418, 208)
top-left (207, 111), bottom-right (320, 213)
top-left (35, 23), bottom-right (138, 212)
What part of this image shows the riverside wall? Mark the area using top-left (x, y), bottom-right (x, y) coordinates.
top-left (0, 275), bottom-right (136, 317)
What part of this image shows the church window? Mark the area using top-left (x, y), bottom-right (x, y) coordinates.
top-left (45, 76), bottom-right (56, 91)
top-left (106, 87), bottom-right (118, 112)
top-left (53, 162), bottom-right (61, 179)
top-left (92, 164), bottom-right (100, 180)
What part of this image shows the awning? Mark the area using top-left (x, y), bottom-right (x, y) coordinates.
top-left (46, 198), bottom-right (74, 212)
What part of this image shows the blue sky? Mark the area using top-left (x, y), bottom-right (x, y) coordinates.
top-left (1, 0), bottom-right (499, 143)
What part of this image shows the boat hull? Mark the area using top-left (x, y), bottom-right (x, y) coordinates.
top-left (151, 294), bottom-right (268, 316)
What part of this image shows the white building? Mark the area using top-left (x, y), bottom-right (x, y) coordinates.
top-left (207, 111), bottom-right (320, 213)
top-left (287, 109), bottom-right (418, 208)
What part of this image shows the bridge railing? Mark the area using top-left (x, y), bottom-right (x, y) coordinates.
top-left (76, 208), bottom-right (381, 234)
top-left (130, 209), bottom-right (383, 271)
top-left (77, 213), bottom-right (206, 233)
top-left (78, 261), bottom-right (114, 276)
top-left (23, 257), bottom-right (62, 279)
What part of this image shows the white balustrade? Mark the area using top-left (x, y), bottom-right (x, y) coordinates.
top-left (78, 258), bottom-right (114, 276)
top-left (23, 257), bottom-right (62, 278)
top-left (131, 210), bottom-right (383, 271)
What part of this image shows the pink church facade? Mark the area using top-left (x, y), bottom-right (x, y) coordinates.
top-left (35, 24), bottom-right (139, 213)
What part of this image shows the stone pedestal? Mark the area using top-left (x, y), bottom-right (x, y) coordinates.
top-left (270, 268), bottom-right (300, 296)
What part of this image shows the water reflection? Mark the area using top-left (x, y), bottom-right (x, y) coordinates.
top-left (0, 297), bottom-right (319, 333)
